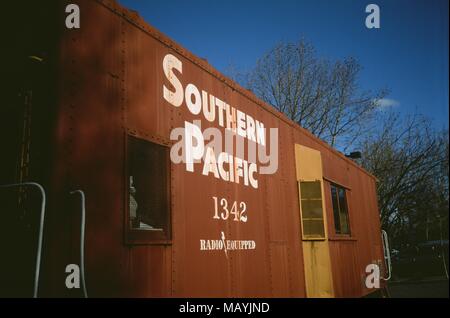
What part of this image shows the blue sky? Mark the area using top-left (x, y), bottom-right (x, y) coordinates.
top-left (119, 0), bottom-right (449, 129)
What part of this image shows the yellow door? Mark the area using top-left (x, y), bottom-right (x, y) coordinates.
top-left (295, 144), bottom-right (334, 298)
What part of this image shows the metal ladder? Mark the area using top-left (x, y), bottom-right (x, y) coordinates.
top-left (0, 182), bottom-right (45, 298)
top-left (0, 182), bottom-right (88, 298)
top-left (381, 229), bottom-right (392, 281)
top-left (70, 190), bottom-right (88, 298)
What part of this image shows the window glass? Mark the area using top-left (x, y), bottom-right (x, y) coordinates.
top-left (330, 184), bottom-right (351, 235)
top-left (300, 181), bottom-right (322, 199)
top-left (301, 200), bottom-right (324, 219)
top-left (128, 135), bottom-right (169, 234)
top-left (338, 188), bottom-right (350, 235)
top-left (299, 181), bottom-right (325, 239)
top-left (331, 185), bottom-right (341, 233)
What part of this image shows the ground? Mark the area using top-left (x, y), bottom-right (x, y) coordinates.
top-left (387, 277), bottom-right (449, 298)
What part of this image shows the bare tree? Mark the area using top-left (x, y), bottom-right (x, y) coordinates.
top-left (230, 38), bottom-right (449, 251)
top-left (359, 111), bottom-right (449, 247)
top-left (238, 39), bottom-right (387, 150)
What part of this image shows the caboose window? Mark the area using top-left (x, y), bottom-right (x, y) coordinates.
top-left (127, 135), bottom-right (170, 239)
top-left (330, 184), bottom-right (350, 235)
top-left (298, 181), bottom-right (326, 239)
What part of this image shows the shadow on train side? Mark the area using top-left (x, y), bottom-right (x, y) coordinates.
top-left (0, 2), bottom-right (59, 297)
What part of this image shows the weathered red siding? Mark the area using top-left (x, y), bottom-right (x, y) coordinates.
top-left (40, 0), bottom-right (385, 297)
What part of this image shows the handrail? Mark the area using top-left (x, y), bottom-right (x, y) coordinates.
top-left (0, 182), bottom-right (46, 298)
top-left (381, 230), bottom-right (392, 281)
top-left (70, 190), bottom-right (88, 298)
top-left (438, 217), bottom-right (449, 279)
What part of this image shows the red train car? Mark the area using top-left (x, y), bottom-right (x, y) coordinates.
top-left (0, 0), bottom-right (388, 298)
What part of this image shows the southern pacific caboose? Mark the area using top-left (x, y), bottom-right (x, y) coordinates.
top-left (0, 0), bottom-right (389, 298)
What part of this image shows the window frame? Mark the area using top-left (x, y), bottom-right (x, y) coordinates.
top-left (298, 180), bottom-right (327, 241)
top-left (328, 182), bottom-right (352, 238)
top-left (123, 133), bottom-right (172, 245)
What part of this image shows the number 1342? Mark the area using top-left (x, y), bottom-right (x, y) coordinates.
top-left (212, 197), bottom-right (248, 222)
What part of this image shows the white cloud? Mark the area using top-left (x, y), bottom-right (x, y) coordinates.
top-left (375, 98), bottom-right (400, 109)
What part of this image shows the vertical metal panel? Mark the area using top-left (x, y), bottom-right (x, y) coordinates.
top-left (295, 145), bottom-right (335, 297)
